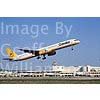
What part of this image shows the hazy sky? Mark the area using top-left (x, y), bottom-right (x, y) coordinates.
top-left (0, 17), bottom-right (100, 70)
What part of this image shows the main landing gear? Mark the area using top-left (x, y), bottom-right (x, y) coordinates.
top-left (37, 55), bottom-right (46, 60)
top-left (42, 55), bottom-right (46, 60)
top-left (37, 56), bottom-right (41, 59)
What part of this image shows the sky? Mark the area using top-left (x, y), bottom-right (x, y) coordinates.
top-left (0, 17), bottom-right (100, 70)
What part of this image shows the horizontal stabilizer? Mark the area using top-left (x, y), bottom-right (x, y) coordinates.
top-left (3, 58), bottom-right (13, 61)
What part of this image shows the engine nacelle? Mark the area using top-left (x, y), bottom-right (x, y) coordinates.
top-left (48, 51), bottom-right (56, 56)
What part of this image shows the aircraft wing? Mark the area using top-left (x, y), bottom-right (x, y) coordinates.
top-left (18, 49), bottom-right (39, 54)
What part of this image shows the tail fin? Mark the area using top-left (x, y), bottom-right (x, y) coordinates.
top-left (6, 48), bottom-right (17, 60)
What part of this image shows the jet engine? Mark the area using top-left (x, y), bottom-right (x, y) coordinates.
top-left (48, 50), bottom-right (56, 56)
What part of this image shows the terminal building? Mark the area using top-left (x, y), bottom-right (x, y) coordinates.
top-left (0, 62), bottom-right (100, 77)
top-left (52, 64), bottom-right (100, 77)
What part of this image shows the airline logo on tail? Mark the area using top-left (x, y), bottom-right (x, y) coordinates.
top-left (6, 48), bottom-right (17, 60)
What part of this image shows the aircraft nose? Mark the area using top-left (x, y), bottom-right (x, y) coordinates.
top-left (78, 40), bottom-right (80, 43)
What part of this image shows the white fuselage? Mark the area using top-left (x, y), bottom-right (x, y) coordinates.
top-left (14, 53), bottom-right (35, 61)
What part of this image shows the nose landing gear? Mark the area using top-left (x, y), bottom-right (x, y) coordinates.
top-left (71, 47), bottom-right (74, 51)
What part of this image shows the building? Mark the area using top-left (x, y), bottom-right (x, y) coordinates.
top-left (52, 64), bottom-right (100, 77)
top-left (0, 63), bottom-right (100, 77)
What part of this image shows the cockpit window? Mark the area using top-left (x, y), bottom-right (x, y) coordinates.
top-left (74, 39), bottom-right (78, 41)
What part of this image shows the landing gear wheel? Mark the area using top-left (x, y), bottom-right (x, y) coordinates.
top-left (71, 47), bottom-right (74, 51)
top-left (42, 57), bottom-right (46, 60)
top-left (37, 56), bottom-right (41, 59)
top-left (42, 55), bottom-right (46, 60)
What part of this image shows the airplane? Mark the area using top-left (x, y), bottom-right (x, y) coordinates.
top-left (3, 39), bottom-right (80, 61)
